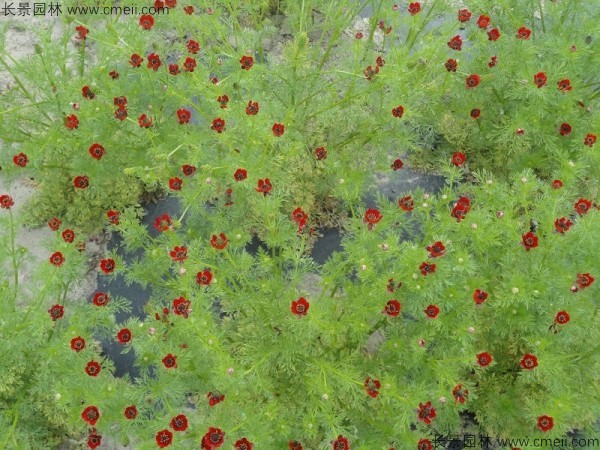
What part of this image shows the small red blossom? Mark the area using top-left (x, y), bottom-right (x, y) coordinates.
top-left (124, 405), bottom-right (137, 420)
top-left (49, 251), bottom-right (65, 267)
top-left (240, 55), bottom-right (254, 70)
top-left (383, 300), bottom-right (401, 317)
top-left (458, 8), bottom-right (471, 22)
top-left (211, 118), bottom-right (225, 133)
top-left (65, 114), bottom-right (79, 130)
top-left (170, 246), bottom-right (187, 263)
top-left (289, 441), bottom-right (303, 450)
top-left (183, 57), bottom-right (197, 72)
top-left (12, 152), bottom-right (29, 167)
top-left (364, 65), bottom-right (379, 81)
top-left (424, 304), bottom-right (439, 318)
top-left (117, 328), bottom-right (132, 344)
top-left (272, 123), bottom-right (285, 136)
top-left (246, 100), bottom-right (259, 115)
top-left (138, 114), bottom-right (153, 128)
top-left (164, 0), bottom-right (176, 7)
top-left (364, 208), bottom-right (382, 230)
top-left (426, 241), bottom-right (446, 258)
top-left (232, 168), bottom-right (248, 182)
top-left (81, 85), bottom-right (95, 100)
top-left (207, 391), bottom-right (225, 406)
top-left (419, 262), bottom-right (436, 276)
top-left (576, 273), bottom-right (594, 289)
top-left (74, 175), bottom-right (89, 189)
top-left (169, 177), bottom-right (183, 191)
top-left (487, 28), bottom-right (500, 41)
top-left (154, 214), bottom-right (173, 232)
top-left (215, 95), bottom-right (229, 109)
top-left (201, 428), bottom-right (225, 449)
top-left (417, 401), bottom-right (436, 425)
top-left (169, 64), bottom-right (181, 75)
top-left (473, 289), bottom-right (488, 305)
top-left (398, 195), bottom-right (414, 212)
top-left (89, 143), bottom-right (105, 160)
top-left (408, 2), bottom-right (421, 15)
top-left (452, 151), bottom-right (467, 166)
top-left (476, 352), bottom-right (493, 367)
top-left (584, 133), bottom-right (597, 147)
top-left (452, 384), bottom-right (468, 404)
top-left (552, 179), bottom-right (563, 189)
top-left (488, 55), bottom-right (498, 68)
top-left (520, 353), bottom-right (538, 370)
top-left (533, 72), bottom-right (547, 88)
top-left (48, 217), bottom-right (62, 231)
top-left (196, 269), bottom-right (212, 285)
top-left (537, 415), bottom-right (554, 432)
top-left (162, 353), bottom-right (177, 369)
top-left (386, 278), bottom-right (402, 293)
top-left (392, 105), bottom-right (404, 118)
top-left (376, 55), bottom-right (385, 67)
top-left (477, 14), bottom-right (490, 28)
top-left (82, 406), bottom-right (100, 426)
top-left (364, 377), bottom-right (381, 398)
top-left (187, 39), bottom-right (200, 54)
top-left (292, 207), bottom-right (308, 231)
top-left (447, 35), bottom-right (462, 51)
top-left (109, 70), bottom-right (119, 79)
top-left (559, 122), bottom-right (572, 136)
top-left (418, 439), bottom-right (433, 450)
top-left (75, 25), bottom-right (88, 40)
top-left (574, 198), bottom-right (592, 215)
top-left (107, 210), bottom-right (120, 225)
top-left (85, 360), bottom-right (101, 376)
top-left (182, 165), bottom-right (196, 176)
top-left (466, 74), bottom-right (480, 88)
top-left (331, 435), bottom-right (350, 450)
top-left (234, 438), bottom-right (253, 450)
top-left (139, 14), bottom-right (154, 29)
top-left (183, 5), bottom-right (194, 14)
top-left (445, 58), bottom-right (457, 72)
top-left (93, 292), bottom-right (109, 306)
top-left (291, 297), bottom-right (310, 317)
top-left (62, 229), bottom-right (75, 243)
top-left (555, 310), bottom-right (570, 325)
top-left (100, 258), bottom-right (115, 274)
top-left (170, 414), bottom-right (188, 432)
top-left (517, 26), bottom-right (531, 39)
top-left (470, 108), bottom-right (481, 119)
top-left (255, 178), bottom-right (272, 195)
top-left (156, 429), bottom-right (173, 448)
top-left (70, 336), bottom-right (86, 352)
top-left (557, 79), bottom-right (572, 92)
top-left (48, 304), bottom-right (64, 320)
top-left (210, 233), bottom-right (228, 250)
top-left (355, 32), bottom-right (364, 39)
top-left (87, 431), bottom-right (102, 449)
top-left (521, 231), bottom-right (539, 251)
top-left (315, 147), bottom-right (327, 160)
top-left (210, 76), bottom-right (218, 84)
top-left (177, 108), bottom-right (191, 124)
top-left (391, 158), bottom-right (403, 171)
top-left (451, 196), bottom-right (471, 222)
top-left (554, 217), bottom-right (573, 234)
top-left (114, 107), bottom-right (128, 121)
top-left (129, 53), bottom-right (143, 68)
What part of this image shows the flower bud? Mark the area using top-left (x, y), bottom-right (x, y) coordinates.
top-left (418, 339), bottom-right (426, 347)
top-left (471, 223), bottom-right (477, 229)
top-left (512, 287), bottom-right (519, 294)
top-left (496, 210), bottom-right (504, 218)
top-left (468, 327), bottom-right (475, 333)
top-left (179, 267), bottom-right (187, 275)
top-left (227, 367), bottom-right (234, 375)
top-left (439, 396), bottom-right (446, 403)
top-left (148, 327), bottom-right (156, 335)
top-left (322, 394), bottom-right (329, 401)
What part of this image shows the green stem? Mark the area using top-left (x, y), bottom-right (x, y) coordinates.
top-left (9, 209), bottom-right (18, 311)
top-left (537, 0), bottom-right (546, 32)
top-left (79, 37), bottom-right (86, 77)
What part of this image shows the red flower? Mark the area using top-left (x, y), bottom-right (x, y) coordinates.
top-left (100, 258), bottom-right (115, 274)
top-left (117, 328), bottom-right (132, 344)
top-left (292, 207), bottom-right (308, 231)
top-left (533, 72), bottom-right (547, 88)
top-left (476, 352), bottom-right (493, 367)
top-left (156, 429), bottom-right (173, 448)
top-left (211, 118), bottom-right (225, 133)
top-left (183, 5), bottom-right (194, 14)
top-left (70, 336), bottom-right (86, 352)
top-left (62, 229), bottom-right (75, 243)
top-left (87, 431), bottom-right (102, 449)
top-left (129, 53), bottom-right (143, 68)
top-left (451, 196), bottom-right (471, 222)
top-left (473, 289), bottom-right (488, 305)
top-left (93, 292), bottom-right (109, 306)
top-left (452, 384), bottom-right (468, 404)
top-left (364, 208), bottom-right (382, 230)
top-left (447, 35), bottom-right (462, 51)
top-left (246, 100), bottom-right (259, 115)
top-left (217, 95), bottom-right (229, 109)
top-left (82, 406), bottom-right (100, 426)
top-left (240, 55), bottom-right (254, 70)
top-left (487, 28), bottom-right (500, 41)
top-left (170, 414), bottom-right (188, 432)
top-left (139, 14), bottom-right (154, 29)
top-left (291, 297), bottom-right (310, 317)
top-left (383, 159), bottom-right (401, 174)
top-left (255, 178), bottom-right (272, 195)
top-left (383, 300), bottom-right (401, 317)
top-left (207, 391), bottom-right (225, 406)
top-left (65, 114), bottom-right (79, 130)
top-left (48, 217), bottom-right (62, 231)
top-left (170, 246), bottom-right (187, 263)
top-left (211, 76), bottom-right (219, 84)
top-left (477, 14), bottom-right (490, 28)
top-left (552, 179), bottom-right (563, 189)
top-left (537, 415), bottom-right (554, 432)
top-left (114, 107), bottom-right (128, 121)
top-left (466, 74), bottom-right (480, 88)
top-left (173, 297), bottom-right (191, 318)
top-left (376, 56), bottom-right (385, 67)
top-left (574, 198), bottom-right (592, 215)
top-left (408, 2), bottom-right (421, 15)
top-left (12, 152), bottom-right (29, 167)
top-left (0, 194), bottom-right (14, 210)
top-left (75, 25), bottom-right (88, 40)
top-left (154, 213), bottom-right (173, 232)
top-left (331, 435), bottom-right (350, 450)
top-left (82, 86), bottom-right (95, 99)
top-left (386, 278), bottom-right (402, 293)
top-left (557, 79), bottom-right (572, 92)
top-left (392, 105), bottom-right (404, 118)
top-left (517, 26), bottom-right (531, 39)
top-left (424, 304), bottom-right (439, 318)
top-left (124, 405), bottom-right (137, 420)
top-left (419, 262), bottom-right (436, 276)
top-left (364, 65), bottom-right (380, 81)
top-left (107, 210), bottom-right (120, 225)
top-left (417, 401), bottom-right (436, 425)
top-left (177, 108), bottom-right (191, 124)
top-left (182, 165), bottom-right (196, 176)
top-left (445, 58), bottom-right (458, 72)
top-left (452, 151), bottom-right (466, 166)
top-left (169, 177), bottom-right (183, 191)
top-left (488, 55), bottom-right (498, 68)
top-left (50, 251), bottom-right (65, 267)
top-left (109, 70), bottom-right (119, 79)
top-left (272, 123), bottom-right (285, 136)
top-left (201, 428), bottom-right (225, 449)
top-left (85, 360), bottom-right (101, 376)
top-left (521, 231), bottom-right (539, 251)
top-left (187, 39), bottom-right (200, 54)
top-left (162, 353), bottom-right (177, 369)
top-left (196, 269), bottom-right (213, 285)
top-left (289, 441), bottom-right (303, 450)
top-left (74, 175), bottom-right (89, 189)
top-left (169, 64), bottom-right (181, 75)
top-left (183, 57), bottom-right (197, 72)
top-left (48, 304), bottom-right (64, 320)
top-left (362, 376), bottom-right (381, 399)
top-left (520, 353), bottom-right (538, 370)
top-left (457, 8), bottom-right (471, 22)
top-left (234, 438), bottom-right (253, 450)
top-left (88, 143), bottom-right (106, 160)
top-left (398, 195), bottom-right (414, 212)
top-left (164, 0), bottom-right (176, 7)
top-left (559, 122), bottom-right (572, 136)
top-left (426, 241), bottom-right (446, 258)
top-left (576, 273), bottom-right (594, 289)
top-left (555, 310), bottom-right (570, 325)
top-left (554, 217), bottom-right (573, 234)
top-left (418, 439), bottom-right (433, 450)
top-left (315, 147), bottom-right (328, 160)
top-left (138, 114), bottom-right (153, 128)
top-left (470, 108), bottom-right (480, 119)
top-left (584, 133), bottom-right (597, 147)
top-left (210, 233), bottom-right (228, 250)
